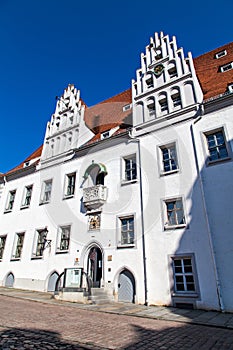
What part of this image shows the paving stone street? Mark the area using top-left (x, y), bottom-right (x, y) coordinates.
top-left (1, 293), bottom-right (233, 349)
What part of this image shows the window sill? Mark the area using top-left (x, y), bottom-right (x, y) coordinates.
top-left (121, 179), bottom-right (138, 186)
top-left (207, 156), bottom-right (231, 166)
top-left (20, 205), bottom-right (30, 210)
top-left (172, 292), bottom-right (199, 298)
top-left (63, 194), bottom-right (75, 200)
top-left (31, 256), bottom-right (43, 260)
top-left (164, 224), bottom-right (186, 230)
top-left (39, 201), bottom-right (50, 205)
top-left (117, 244), bottom-right (135, 249)
top-left (56, 250), bottom-right (69, 254)
top-left (10, 258), bottom-right (21, 261)
top-left (160, 169), bottom-right (179, 176)
top-left (4, 209), bottom-right (12, 214)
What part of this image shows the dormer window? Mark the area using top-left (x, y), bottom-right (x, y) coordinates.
top-left (215, 50), bottom-right (227, 59)
top-left (220, 62), bottom-right (233, 72)
top-left (227, 83), bottom-right (233, 93)
top-left (123, 104), bottom-right (131, 112)
top-left (101, 131), bottom-right (110, 140)
top-left (24, 161), bottom-right (30, 167)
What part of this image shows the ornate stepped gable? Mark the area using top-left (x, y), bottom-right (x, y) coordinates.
top-left (132, 32), bottom-right (203, 125)
top-left (41, 84), bottom-right (92, 162)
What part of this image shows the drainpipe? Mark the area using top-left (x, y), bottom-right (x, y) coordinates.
top-left (128, 131), bottom-right (148, 306)
top-left (190, 111), bottom-right (225, 312)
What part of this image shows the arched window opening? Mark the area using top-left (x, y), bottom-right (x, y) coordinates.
top-left (171, 89), bottom-right (182, 110)
top-left (147, 99), bottom-right (156, 118)
top-left (168, 63), bottom-right (178, 79)
top-left (159, 94), bottom-right (168, 115)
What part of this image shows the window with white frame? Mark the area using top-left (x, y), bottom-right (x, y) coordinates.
top-left (119, 216), bottom-right (135, 246)
top-left (56, 225), bottom-right (70, 253)
top-left (12, 232), bottom-right (25, 259)
top-left (160, 144), bottom-right (178, 173)
top-left (220, 62), bottom-right (233, 72)
top-left (40, 180), bottom-right (52, 204)
top-left (123, 155), bottom-right (137, 182)
top-left (5, 190), bottom-right (16, 212)
top-left (164, 198), bottom-right (185, 228)
top-left (228, 83), bottom-right (233, 93)
top-left (205, 129), bottom-right (229, 162)
top-left (0, 235), bottom-right (6, 260)
top-left (101, 130), bottom-right (110, 140)
top-left (32, 229), bottom-right (47, 258)
top-left (21, 185), bottom-right (33, 208)
top-left (64, 173), bottom-right (76, 198)
top-left (215, 50), bottom-right (227, 59)
top-left (172, 256), bottom-right (196, 293)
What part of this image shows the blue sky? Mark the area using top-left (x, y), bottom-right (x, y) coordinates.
top-left (0, 0), bottom-right (232, 173)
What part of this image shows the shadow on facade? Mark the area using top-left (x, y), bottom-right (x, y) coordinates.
top-left (168, 134), bottom-right (233, 311)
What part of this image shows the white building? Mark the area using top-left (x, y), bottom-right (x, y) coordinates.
top-left (0, 32), bottom-right (233, 311)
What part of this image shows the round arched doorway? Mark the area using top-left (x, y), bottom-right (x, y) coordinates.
top-left (87, 246), bottom-right (103, 288)
top-left (118, 269), bottom-right (135, 303)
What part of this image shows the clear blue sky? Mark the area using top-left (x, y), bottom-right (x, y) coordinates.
top-left (0, 0), bottom-right (232, 173)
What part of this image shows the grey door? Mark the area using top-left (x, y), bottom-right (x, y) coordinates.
top-left (118, 270), bottom-right (135, 303)
top-left (47, 272), bottom-right (59, 292)
top-left (5, 273), bottom-right (14, 287)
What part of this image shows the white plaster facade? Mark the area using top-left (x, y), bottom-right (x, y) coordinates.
top-left (0, 32), bottom-right (233, 311)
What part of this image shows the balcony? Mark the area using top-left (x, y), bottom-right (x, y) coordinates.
top-left (83, 185), bottom-right (107, 210)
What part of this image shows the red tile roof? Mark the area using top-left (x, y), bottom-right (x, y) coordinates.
top-left (194, 42), bottom-right (233, 100)
top-left (4, 145), bottom-right (43, 176)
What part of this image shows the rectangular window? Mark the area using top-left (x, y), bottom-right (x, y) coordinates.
top-left (21, 185), bottom-right (33, 208)
top-left (13, 233), bottom-right (25, 259)
top-left (160, 144), bottom-right (178, 173)
top-left (0, 235), bottom-right (7, 260)
top-left (205, 130), bottom-right (228, 162)
top-left (56, 226), bottom-right (70, 253)
top-left (215, 50), bottom-right (227, 59)
top-left (101, 131), bottom-right (110, 140)
top-left (40, 180), bottom-right (52, 204)
top-left (123, 155), bottom-right (137, 182)
top-left (165, 199), bottom-right (185, 228)
top-left (220, 62), bottom-right (233, 72)
top-left (64, 173), bottom-right (76, 197)
top-left (172, 257), bottom-right (196, 293)
top-left (32, 229), bottom-right (47, 258)
top-left (5, 190), bottom-right (16, 212)
top-left (120, 216), bottom-right (134, 246)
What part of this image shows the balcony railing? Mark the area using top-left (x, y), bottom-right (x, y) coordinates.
top-left (83, 185), bottom-right (107, 210)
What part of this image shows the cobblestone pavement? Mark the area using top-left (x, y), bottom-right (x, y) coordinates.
top-left (1, 295), bottom-right (233, 349)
